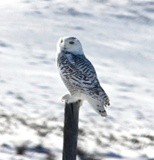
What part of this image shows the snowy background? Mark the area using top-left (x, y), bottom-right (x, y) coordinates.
top-left (0, 0), bottom-right (154, 159)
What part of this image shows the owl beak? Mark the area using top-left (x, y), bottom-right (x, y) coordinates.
top-left (62, 46), bottom-right (67, 51)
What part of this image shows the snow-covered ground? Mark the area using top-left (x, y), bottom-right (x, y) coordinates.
top-left (0, 0), bottom-right (154, 159)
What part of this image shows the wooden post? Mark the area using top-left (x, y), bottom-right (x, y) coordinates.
top-left (62, 101), bottom-right (80, 160)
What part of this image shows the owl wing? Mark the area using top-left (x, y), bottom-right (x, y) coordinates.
top-left (64, 53), bottom-right (110, 105)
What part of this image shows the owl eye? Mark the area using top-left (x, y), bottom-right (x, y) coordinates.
top-left (69, 41), bottom-right (74, 44)
top-left (61, 39), bottom-right (63, 43)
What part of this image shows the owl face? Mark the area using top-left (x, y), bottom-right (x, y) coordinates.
top-left (57, 37), bottom-right (84, 55)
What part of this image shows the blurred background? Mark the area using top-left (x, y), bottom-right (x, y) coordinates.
top-left (0, 0), bottom-right (154, 160)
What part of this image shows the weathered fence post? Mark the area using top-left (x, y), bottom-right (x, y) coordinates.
top-left (62, 101), bottom-right (80, 160)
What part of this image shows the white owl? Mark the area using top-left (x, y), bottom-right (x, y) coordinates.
top-left (57, 36), bottom-right (110, 117)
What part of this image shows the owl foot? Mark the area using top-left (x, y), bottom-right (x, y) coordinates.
top-left (62, 94), bottom-right (83, 106)
top-left (62, 94), bottom-right (71, 102)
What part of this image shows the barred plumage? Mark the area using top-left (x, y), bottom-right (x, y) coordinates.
top-left (57, 37), bottom-right (110, 117)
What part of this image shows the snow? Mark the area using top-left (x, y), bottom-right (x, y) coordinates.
top-left (0, 0), bottom-right (154, 159)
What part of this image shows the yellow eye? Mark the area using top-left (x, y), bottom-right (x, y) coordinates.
top-left (69, 41), bottom-right (74, 44)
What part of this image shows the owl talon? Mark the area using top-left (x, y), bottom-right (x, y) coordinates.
top-left (62, 94), bottom-right (82, 106)
top-left (61, 94), bottom-right (71, 103)
top-left (78, 100), bottom-right (83, 106)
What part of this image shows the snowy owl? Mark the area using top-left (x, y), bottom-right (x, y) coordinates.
top-left (57, 36), bottom-right (110, 117)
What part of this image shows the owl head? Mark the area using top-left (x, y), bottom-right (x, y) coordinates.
top-left (57, 37), bottom-right (84, 55)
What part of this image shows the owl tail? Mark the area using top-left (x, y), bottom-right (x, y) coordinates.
top-left (86, 96), bottom-right (107, 117)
